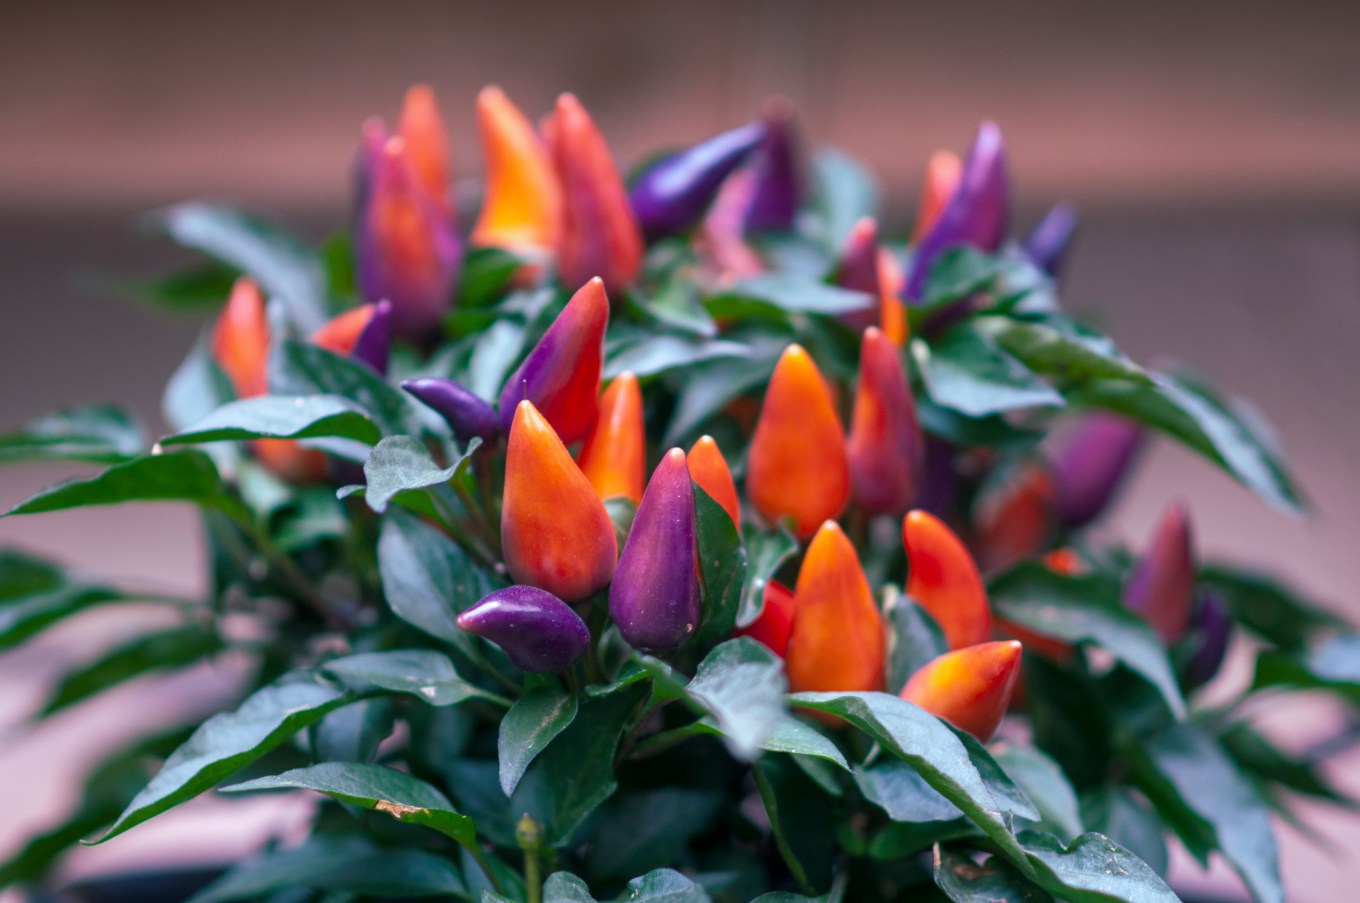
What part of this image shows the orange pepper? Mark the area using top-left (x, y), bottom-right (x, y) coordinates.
top-left (396, 84), bottom-right (451, 212)
top-left (687, 435), bottom-right (741, 529)
top-left (786, 521), bottom-right (885, 693)
top-left (910, 149), bottom-right (963, 243)
top-left (900, 640), bottom-right (1022, 741)
top-left (877, 248), bottom-right (908, 347)
top-left (471, 85), bottom-right (561, 254)
top-left (309, 304), bottom-right (376, 357)
top-left (211, 277), bottom-right (271, 399)
top-left (902, 509), bottom-right (992, 649)
top-left (577, 371), bottom-right (645, 504)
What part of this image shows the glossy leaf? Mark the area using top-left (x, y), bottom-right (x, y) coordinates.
top-left (270, 338), bottom-right (414, 436)
top-left (915, 327), bottom-right (1063, 418)
top-left (359, 434), bottom-right (479, 513)
top-left (755, 755), bottom-right (837, 895)
top-left (0, 583), bottom-right (125, 651)
top-left (164, 333), bottom-right (236, 436)
top-left (993, 745), bottom-right (1082, 841)
top-left (323, 649), bottom-right (504, 707)
top-left (1252, 632), bottom-right (1360, 701)
top-left (694, 484), bottom-right (748, 645)
top-left (708, 274), bottom-right (875, 319)
top-left (685, 638), bottom-right (788, 761)
top-left (3, 451), bottom-right (235, 518)
top-left (976, 315), bottom-right (1149, 387)
top-left (1080, 788), bottom-right (1169, 878)
top-left (604, 334), bottom-right (750, 379)
top-left (1018, 830), bottom-right (1179, 903)
top-left (499, 684), bottom-right (578, 796)
top-left (0, 405), bottom-right (145, 464)
top-left (162, 395), bottom-right (380, 447)
top-left (586, 789), bottom-right (724, 884)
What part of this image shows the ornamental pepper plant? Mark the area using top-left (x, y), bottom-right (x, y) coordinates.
top-left (1, 84), bottom-right (1354, 903)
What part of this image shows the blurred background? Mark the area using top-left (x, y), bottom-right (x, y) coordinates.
top-left (1, 1), bottom-right (1358, 900)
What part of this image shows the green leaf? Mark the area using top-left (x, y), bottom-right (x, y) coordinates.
top-left (359, 434), bottom-right (480, 514)
top-left (543, 871), bottom-right (599, 902)
top-left (737, 524), bottom-right (798, 628)
top-left (976, 315), bottom-right (1151, 387)
top-left (605, 335), bottom-right (751, 379)
top-left (94, 674), bottom-right (351, 843)
top-left (992, 745), bottom-right (1083, 841)
top-left (1070, 371), bottom-right (1303, 516)
top-left (685, 638), bottom-right (787, 761)
top-left (758, 717), bottom-right (850, 771)
top-left (271, 338), bottom-right (414, 436)
top-left (915, 327), bottom-right (1064, 418)
top-left (121, 262), bottom-right (240, 313)
top-left (808, 148), bottom-right (879, 252)
top-left (0, 583), bottom-right (125, 651)
top-left (0, 549), bottom-right (64, 600)
top-left (585, 788), bottom-right (723, 884)
top-left (187, 836), bottom-right (466, 903)
top-left (163, 331), bottom-right (236, 435)
top-left (989, 564), bottom-right (1186, 719)
top-left (163, 395), bottom-right (380, 447)
top-left (324, 650), bottom-right (505, 707)
top-left (40, 625), bottom-right (222, 716)
top-left (460, 246), bottom-right (526, 309)
top-left (789, 691), bottom-right (1032, 873)
top-left (223, 761), bottom-right (476, 847)
top-left (919, 247), bottom-right (1010, 308)
top-left (662, 336), bottom-right (786, 446)
top-left (1018, 831), bottom-right (1179, 903)
top-left (157, 202), bottom-right (327, 330)
top-left (310, 697), bottom-right (393, 763)
top-left (613, 869), bottom-right (711, 902)
top-left (1080, 787), bottom-right (1169, 878)
top-left (885, 591), bottom-right (948, 694)
top-left (4, 451), bottom-right (235, 517)
top-left (708, 274), bottom-right (875, 319)
top-left (499, 685), bottom-right (578, 796)
top-left (378, 508), bottom-right (501, 655)
top-left (755, 755), bottom-right (836, 895)
top-left (934, 846), bottom-right (1053, 903)
top-left (1199, 563), bottom-right (1343, 650)
top-left (1127, 722), bottom-right (1282, 903)
top-left (693, 483), bottom-right (747, 645)
top-left (855, 760), bottom-right (969, 823)
top-left (1220, 721), bottom-right (1350, 803)
top-left (0, 405), bottom-right (145, 464)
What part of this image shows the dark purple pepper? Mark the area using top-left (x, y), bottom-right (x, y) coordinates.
top-left (629, 121), bottom-right (765, 239)
top-left (1024, 202), bottom-right (1078, 277)
top-left (1184, 589), bottom-right (1231, 689)
top-left (1124, 502), bottom-right (1196, 644)
top-left (352, 299), bottom-right (393, 375)
top-left (402, 377), bottom-right (500, 444)
top-left (742, 102), bottom-right (801, 233)
top-left (609, 448), bottom-right (701, 650)
top-left (456, 585), bottom-right (590, 672)
top-left (914, 436), bottom-right (958, 521)
top-left (1048, 412), bottom-right (1144, 528)
top-left (904, 121), bottom-right (1010, 301)
top-left (832, 217), bottom-right (882, 332)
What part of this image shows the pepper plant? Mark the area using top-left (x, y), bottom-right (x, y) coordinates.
top-left (1, 84), bottom-right (1354, 903)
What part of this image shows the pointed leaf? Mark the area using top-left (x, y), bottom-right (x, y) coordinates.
top-left (163, 395), bottom-right (380, 447)
top-left (685, 638), bottom-right (787, 761)
top-left (499, 685), bottom-right (578, 796)
top-left (324, 649), bottom-right (505, 707)
top-left (0, 405), bottom-right (145, 464)
top-left (4, 451), bottom-right (235, 517)
top-left (362, 435), bottom-right (480, 513)
top-left (1018, 830), bottom-right (1180, 903)
top-left (915, 327), bottom-right (1064, 418)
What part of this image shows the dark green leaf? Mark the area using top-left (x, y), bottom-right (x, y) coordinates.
top-left (1252, 633), bottom-right (1360, 701)
top-left (460, 246), bottom-right (526, 309)
top-left (885, 591), bottom-right (948, 694)
top-left (94, 674), bottom-right (351, 843)
top-left (543, 871), bottom-right (598, 903)
top-left (466, 319), bottom-right (527, 400)
top-left (223, 761), bottom-right (476, 847)
top-left (915, 327), bottom-right (1064, 418)
top-left (271, 338), bottom-right (414, 436)
top-left (41, 625), bottom-right (222, 716)
top-left (613, 869), bottom-right (710, 902)
top-left (1220, 721), bottom-right (1350, 803)
top-left (163, 395), bottom-right (380, 447)
top-left (1199, 563), bottom-right (1343, 650)
top-left (121, 262), bottom-right (240, 313)
top-left (499, 685), bottom-right (578, 796)
top-left (4, 451), bottom-right (235, 517)
top-left (977, 315), bottom-right (1150, 387)
top-left (163, 332), bottom-right (236, 435)
top-left (685, 638), bottom-right (787, 761)
top-left (758, 717), bottom-right (850, 771)
top-left (0, 549), bottom-right (64, 601)
top-left (586, 789), bottom-right (723, 883)
top-left (605, 335), bottom-right (750, 379)
top-left (989, 564), bottom-right (1186, 719)
top-left (737, 524), bottom-right (798, 628)
top-left (934, 846), bottom-right (1053, 903)
top-left (157, 202), bottom-right (327, 330)
top-left (662, 337), bottom-right (786, 446)
top-left (919, 247), bottom-right (1009, 308)
top-left (755, 755), bottom-right (836, 895)
top-left (1018, 831), bottom-right (1179, 903)
top-left (808, 148), bottom-right (879, 252)
top-left (361, 435), bottom-right (479, 514)
top-left (855, 760), bottom-right (966, 823)
top-left (693, 483), bottom-right (747, 644)
top-left (708, 274), bottom-right (875, 319)
top-left (0, 405), bottom-right (145, 464)
top-left (324, 650), bottom-right (505, 707)
top-left (310, 697), bottom-right (393, 763)
top-left (992, 745), bottom-right (1082, 841)
top-left (631, 279), bottom-right (717, 339)
top-left (869, 819), bottom-right (978, 861)
top-left (0, 584), bottom-right (125, 651)
top-left (1080, 788), bottom-right (1169, 877)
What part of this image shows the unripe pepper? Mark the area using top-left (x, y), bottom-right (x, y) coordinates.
top-left (747, 345), bottom-right (850, 538)
top-left (577, 371), bottom-right (645, 504)
top-left (785, 521), bottom-right (885, 693)
top-left (629, 120), bottom-right (765, 239)
top-left (1024, 202), bottom-right (1078, 278)
top-left (610, 448), bottom-right (701, 650)
top-left (1048, 412), bottom-right (1144, 529)
top-left (971, 463), bottom-right (1056, 574)
top-left (743, 100), bottom-right (802, 233)
top-left (471, 85), bottom-right (562, 255)
top-left (1124, 502), bottom-right (1195, 644)
top-left (402, 378), bottom-right (500, 445)
top-left (735, 579), bottom-right (794, 657)
top-left (497, 277), bottom-right (609, 445)
top-left (847, 327), bottom-right (922, 516)
top-left (910, 150), bottom-right (963, 244)
top-left (501, 400), bottom-right (618, 601)
top-left (1183, 589), bottom-right (1230, 690)
top-left (547, 93), bottom-right (644, 295)
top-left (457, 585), bottom-right (590, 672)
top-left (899, 640), bottom-right (1022, 741)
top-left (687, 435), bottom-right (740, 529)
top-left (902, 510), bottom-right (992, 649)
top-left (905, 122), bottom-right (1010, 301)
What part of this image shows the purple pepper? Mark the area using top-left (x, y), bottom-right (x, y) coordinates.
top-left (456, 585), bottom-right (591, 672)
top-left (1184, 589), bottom-right (1231, 689)
top-left (904, 121), bottom-right (1011, 301)
top-left (629, 121), bottom-right (765, 239)
top-left (402, 377), bottom-right (500, 445)
top-left (1024, 202), bottom-right (1078, 277)
top-left (609, 448), bottom-right (702, 650)
top-left (1048, 412), bottom-right (1144, 529)
top-left (351, 299), bottom-right (393, 375)
top-left (1124, 502), bottom-right (1196, 644)
top-left (914, 436), bottom-right (958, 521)
top-left (742, 102), bottom-right (801, 233)
top-left (832, 217), bottom-right (882, 332)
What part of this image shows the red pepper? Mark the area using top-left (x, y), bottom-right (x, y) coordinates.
top-left (577, 371), bottom-right (645, 504)
top-left (735, 579), bottom-right (794, 658)
top-left (847, 326), bottom-right (922, 516)
top-left (899, 640), bottom-right (1022, 741)
top-left (786, 521), bottom-right (885, 693)
top-left (971, 463), bottom-right (1057, 574)
top-left (902, 510), bottom-right (992, 649)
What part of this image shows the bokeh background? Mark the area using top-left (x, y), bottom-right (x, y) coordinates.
top-left (2, 1), bottom-right (1359, 900)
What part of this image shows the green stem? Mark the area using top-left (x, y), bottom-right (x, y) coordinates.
top-left (466, 844), bottom-right (504, 897)
top-left (517, 814), bottom-right (545, 903)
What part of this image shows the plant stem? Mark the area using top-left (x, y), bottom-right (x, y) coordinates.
top-left (517, 814), bottom-right (545, 903)
top-left (466, 844), bottom-right (504, 897)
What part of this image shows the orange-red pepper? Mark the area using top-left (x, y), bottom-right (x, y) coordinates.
top-left (577, 371), bottom-right (645, 504)
top-left (877, 249), bottom-right (908, 347)
top-left (687, 435), bottom-right (741, 529)
top-left (396, 84), bottom-right (451, 212)
top-left (910, 150), bottom-right (963, 244)
top-left (211, 277), bottom-right (271, 399)
top-left (902, 509), bottom-right (992, 649)
top-left (471, 85), bottom-right (561, 255)
top-left (847, 326), bottom-right (922, 516)
top-left (971, 463), bottom-right (1057, 574)
top-left (747, 345), bottom-right (849, 538)
top-left (735, 579), bottom-right (794, 657)
top-left (899, 640), bottom-right (1022, 740)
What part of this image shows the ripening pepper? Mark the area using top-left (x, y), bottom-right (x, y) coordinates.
top-left (687, 435), bottom-right (741, 529)
top-left (610, 448), bottom-right (702, 650)
top-left (747, 345), bottom-right (850, 538)
top-left (735, 579), bottom-right (795, 657)
top-left (396, 85), bottom-right (452, 213)
top-left (1024, 202), bottom-right (1078, 278)
top-left (547, 93), bottom-right (644, 294)
top-left (743, 100), bottom-right (801, 233)
top-left (212, 277), bottom-right (271, 399)
top-left (877, 249), bottom-right (908, 347)
top-left (1183, 589), bottom-right (1230, 690)
top-left (832, 217), bottom-right (885, 332)
top-left (577, 371), bottom-right (645, 504)
top-left (905, 122), bottom-right (1010, 301)
top-left (309, 300), bottom-right (393, 375)
top-left (1124, 502), bottom-right (1195, 644)
top-left (903, 509), bottom-right (992, 649)
top-left (402, 377), bottom-right (500, 445)
top-left (497, 277), bottom-right (608, 445)
top-left (847, 327), bottom-right (922, 516)
top-left (693, 166), bottom-right (765, 283)
top-left (971, 463), bottom-right (1056, 574)
top-left (899, 640), bottom-right (1022, 741)
top-left (354, 118), bottom-right (461, 340)
top-left (471, 85), bottom-right (562, 255)
top-left (1048, 412), bottom-right (1144, 529)
top-left (785, 521), bottom-right (885, 693)
top-left (501, 400), bottom-right (618, 601)
top-left (457, 585), bottom-right (591, 672)
top-left (910, 150), bottom-right (963, 244)
top-left (629, 120), bottom-right (765, 239)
